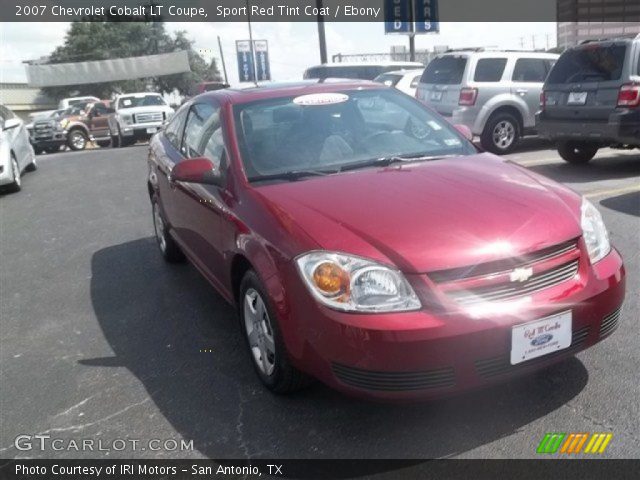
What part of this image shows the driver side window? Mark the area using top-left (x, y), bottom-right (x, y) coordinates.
top-left (183, 103), bottom-right (227, 171)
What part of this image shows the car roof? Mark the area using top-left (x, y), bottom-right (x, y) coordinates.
top-left (202, 79), bottom-right (385, 105)
top-left (437, 50), bottom-right (559, 59)
top-left (380, 69), bottom-right (424, 76)
top-left (306, 61), bottom-right (424, 68)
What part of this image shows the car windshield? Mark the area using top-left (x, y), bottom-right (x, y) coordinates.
top-left (547, 44), bottom-right (627, 83)
top-left (117, 95), bottom-right (166, 109)
top-left (233, 88), bottom-right (476, 181)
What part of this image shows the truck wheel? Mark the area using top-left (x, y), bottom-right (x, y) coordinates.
top-left (67, 129), bottom-right (87, 151)
top-left (481, 112), bottom-right (520, 154)
top-left (557, 141), bottom-right (598, 164)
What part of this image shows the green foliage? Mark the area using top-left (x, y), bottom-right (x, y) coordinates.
top-left (42, 22), bottom-right (221, 100)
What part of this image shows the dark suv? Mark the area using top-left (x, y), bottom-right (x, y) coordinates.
top-left (536, 35), bottom-right (640, 163)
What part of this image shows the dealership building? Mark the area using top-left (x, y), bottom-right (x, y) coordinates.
top-left (557, 0), bottom-right (640, 48)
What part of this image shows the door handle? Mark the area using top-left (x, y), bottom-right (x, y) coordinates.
top-left (516, 89), bottom-right (528, 95)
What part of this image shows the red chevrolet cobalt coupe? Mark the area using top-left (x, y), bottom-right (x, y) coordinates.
top-left (147, 81), bottom-right (625, 400)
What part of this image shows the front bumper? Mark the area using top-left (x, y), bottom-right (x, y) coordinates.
top-left (536, 109), bottom-right (640, 146)
top-left (120, 123), bottom-right (163, 139)
top-left (30, 131), bottom-right (67, 148)
top-left (283, 248), bottom-right (625, 401)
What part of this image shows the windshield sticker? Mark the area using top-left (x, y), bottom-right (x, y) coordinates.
top-left (122, 99), bottom-right (132, 106)
top-left (293, 93), bottom-right (349, 106)
top-left (444, 138), bottom-right (462, 146)
top-left (427, 120), bottom-right (442, 131)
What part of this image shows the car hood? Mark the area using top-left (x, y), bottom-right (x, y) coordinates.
top-left (255, 154), bottom-right (582, 273)
top-left (116, 105), bottom-right (172, 114)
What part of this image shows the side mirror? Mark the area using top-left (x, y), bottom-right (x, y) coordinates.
top-left (454, 124), bottom-right (473, 142)
top-left (3, 118), bottom-right (21, 130)
top-left (169, 157), bottom-right (221, 186)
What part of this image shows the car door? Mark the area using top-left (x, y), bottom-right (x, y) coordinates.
top-left (87, 103), bottom-right (112, 139)
top-left (510, 57), bottom-right (551, 128)
top-left (175, 102), bottom-right (229, 290)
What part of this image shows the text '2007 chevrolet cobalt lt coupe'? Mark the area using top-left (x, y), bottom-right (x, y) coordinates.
top-left (147, 80), bottom-right (625, 400)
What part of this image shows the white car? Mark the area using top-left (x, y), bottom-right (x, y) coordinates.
top-left (0, 104), bottom-right (37, 192)
top-left (373, 69), bottom-right (424, 97)
top-left (108, 93), bottom-right (174, 147)
top-left (58, 96), bottom-right (100, 110)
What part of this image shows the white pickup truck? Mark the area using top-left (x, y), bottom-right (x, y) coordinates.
top-left (108, 93), bottom-right (174, 147)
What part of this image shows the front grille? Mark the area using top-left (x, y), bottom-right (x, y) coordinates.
top-left (134, 112), bottom-right (163, 124)
top-left (448, 260), bottom-right (579, 306)
top-left (429, 240), bottom-right (578, 284)
top-left (33, 122), bottom-right (54, 139)
top-left (599, 307), bottom-right (622, 338)
top-left (475, 325), bottom-right (590, 379)
top-left (332, 363), bottom-right (455, 391)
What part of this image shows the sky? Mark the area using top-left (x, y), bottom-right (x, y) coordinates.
top-left (0, 22), bottom-right (556, 86)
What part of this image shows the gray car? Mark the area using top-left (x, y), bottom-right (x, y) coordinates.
top-left (416, 49), bottom-right (558, 154)
top-left (536, 35), bottom-right (640, 164)
top-left (0, 104), bottom-right (37, 193)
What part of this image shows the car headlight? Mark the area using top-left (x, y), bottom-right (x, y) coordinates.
top-left (296, 251), bottom-right (421, 312)
top-left (120, 114), bottom-right (132, 124)
top-left (581, 198), bottom-right (610, 264)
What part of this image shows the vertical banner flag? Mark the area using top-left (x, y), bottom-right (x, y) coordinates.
top-left (254, 40), bottom-right (271, 81)
top-left (384, 0), bottom-right (412, 34)
top-left (236, 40), bottom-right (255, 83)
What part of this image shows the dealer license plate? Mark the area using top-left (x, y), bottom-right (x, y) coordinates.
top-left (146, 127), bottom-right (158, 134)
top-left (430, 91), bottom-right (443, 101)
top-left (510, 310), bottom-right (572, 365)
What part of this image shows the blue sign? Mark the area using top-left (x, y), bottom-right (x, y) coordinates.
top-left (384, 0), bottom-right (412, 34)
top-left (236, 40), bottom-right (255, 83)
top-left (414, 0), bottom-right (440, 33)
top-left (253, 40), bottom-right (271, 81)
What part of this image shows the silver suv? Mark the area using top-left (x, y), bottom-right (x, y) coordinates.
top-left (416, 49), bottom-right (559, 154)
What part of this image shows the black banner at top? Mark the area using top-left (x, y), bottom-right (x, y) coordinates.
top-left (4, 0), bottom-right (639, 22)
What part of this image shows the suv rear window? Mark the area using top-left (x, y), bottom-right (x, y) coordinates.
top-left (420, 56), bottom-right (467, 85)
top-left (547, 45), bottom-right (627, 84)
top-left (473, 58), bottom-right (507, 82)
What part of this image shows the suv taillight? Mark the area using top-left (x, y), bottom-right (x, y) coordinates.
top-left (459, 88), bottom-right (478, 106)
top-left (540, 92), bottom-right (546, 110)
top-left (617, 83), bottom-right (640, 107)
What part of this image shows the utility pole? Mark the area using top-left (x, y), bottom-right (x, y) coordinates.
top-left (316, 0), bottom-right (328, 63)
top-left (217, 36), bottom-right (228, 84)
top-left (245, 0), bottom-right (258, 85)
top-left (409, 34), bottom-right (416, 61)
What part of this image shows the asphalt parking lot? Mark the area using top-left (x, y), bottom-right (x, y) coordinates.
top-left (1, 141), bottom-right (638, 461)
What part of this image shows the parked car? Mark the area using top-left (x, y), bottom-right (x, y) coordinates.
top-left (374, 69), bottom-right (424, 96)
top-left (146, 80), bottom-right (625, 400)
top-left (1, 104), bottom-right (37, 192)
top-left (58, 101), bottom-right (115, 150)
top-left (416, 49), bottom-right (559, 154)
top-left (536, 36), bottom-right (640, 163)
top-left (58, 96), bottom-right (100, 110)
top-left (304, 62), bottom-right (424, 81)
top-left (29, 104), bottom-right (91, 154)
top-left (109, 93), bottom-right (174, 147)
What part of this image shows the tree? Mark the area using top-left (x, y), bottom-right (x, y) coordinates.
top-left (42, 22), bottom-right (221, 100)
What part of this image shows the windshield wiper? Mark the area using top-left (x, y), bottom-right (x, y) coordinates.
top-left (339, 153), bottom-right (458, 172)
top-left (248, 169), bottom-right (337, 183)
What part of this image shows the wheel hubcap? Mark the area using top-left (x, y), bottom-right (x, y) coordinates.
top-left (12, 158), bottom-right (20, 186)
top-left (152, 204), bottom-right (167, 253)
top-left (72, 132), bottom-right (86, 149)
top-left (492, 121), bottom-right (515, 149)
top-left (243, 289), bottom-right (276, 376)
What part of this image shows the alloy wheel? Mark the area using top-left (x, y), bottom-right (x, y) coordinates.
top-left (243, 288), bottom-right (276, 376)
top-left (152, 203), bottom-right (167, 253)
top-left (11, 157), bottom-right (21, 187)
top-left (492, 120), bottom-right (516, 150)
top-left (70, 131), bottom-right (86, 150)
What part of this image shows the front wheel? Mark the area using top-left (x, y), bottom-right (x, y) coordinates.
top-left (151, 197), bottom-right (184, 263)
top-left (239, 270), bottom-right (310, 394)
top-left (25, 157), bottom-right (37, 172)
top-left (7, 154), bottom-right (21, 192)
top-left (480, 113), bottom-right (520, 154)
top-left (557, 141), bottom-right (598, 164)
top-left (67, 129), bottom-right (87, 151)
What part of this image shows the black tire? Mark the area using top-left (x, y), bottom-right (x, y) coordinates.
top-left (122, 137), bottom-right (137, 147)
top-left (151, 196), bottom-right (185, 263)
top-left (480, 112), bottom-right (521, 155)
top-left (25, 157), bottom-right (37, 172)
top-left (97, 140), bottom-right (111, 148)
top-left (111, 132), bottom-right (120, 148)
top-left (238, 270), bottom-right (311, 394)
top-left (67, 129), bottom-right (88, 151)
top-left (6, 154), bottom-right (22, 192)
top-left (557, 141), bottom-right (598, 164)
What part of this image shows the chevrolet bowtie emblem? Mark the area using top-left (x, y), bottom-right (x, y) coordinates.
top-left (510, 267), bottom-right (533, 282)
